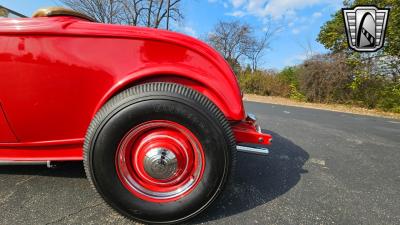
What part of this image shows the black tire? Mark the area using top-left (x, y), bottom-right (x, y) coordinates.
top-left (84, 82), bottom-right (236, 224)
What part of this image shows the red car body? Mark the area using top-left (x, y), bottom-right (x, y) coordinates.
top-left (0, 15), bottom-right (271, 162)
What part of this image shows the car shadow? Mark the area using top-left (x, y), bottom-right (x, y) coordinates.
top-left (0, 129), bottom-right (308, 223)
top-left (193, 129), bottom-right (309, 223)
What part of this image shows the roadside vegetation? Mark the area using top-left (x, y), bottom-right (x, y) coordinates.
top-left (238, 52), bottom-right (400, 113)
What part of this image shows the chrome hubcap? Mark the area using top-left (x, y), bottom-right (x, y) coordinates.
top-left (143, 148), bottom-right (178, 180)
top-left (116, 120), bottom-right (205, 202)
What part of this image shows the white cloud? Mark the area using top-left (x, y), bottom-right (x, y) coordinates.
top-left (208, 0), bottom-right (230, 8)
top-left (218, 0), bottom-right (342, 36)
top-left (285, 10), bottom-right (322, 34)
top-left (172, 21), bottom-right (198, 37)
top-left (232, 0), bottom-right (246, 8)
top-left (181, 26), bottom-right (197, 37)
top-left (312, 11), bottom-right (322, 18)
top-left (227, 0), bottom-right (341, 19)
top-left (292, 28), bottom-right (301, 34)
top-left (226, 10), bottom-right (246, 17)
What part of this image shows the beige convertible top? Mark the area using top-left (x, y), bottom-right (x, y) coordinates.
top-left (32, 7), bottom-right (96, 22)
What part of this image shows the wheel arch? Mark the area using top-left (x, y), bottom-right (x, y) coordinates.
top-left (92, 68), bottom-right (244, 121)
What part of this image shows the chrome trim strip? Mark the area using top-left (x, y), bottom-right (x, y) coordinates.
top-left (236, 145), bottom-right (269, 155)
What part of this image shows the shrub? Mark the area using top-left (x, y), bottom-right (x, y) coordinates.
top-left (289, 84), bottom-right (306, 101)
top-left (350, 75), bottom-right (386, 108)
top-left (238, 70), bottom-right (290, 97)
top-left (277, 66), bottom-right (299, 87)
top-left (377, 82), bottom-right (400, 113)
top-left (297, 54), bottom-right (353, 103)
top-left (277, 66), bottom-right (305, 101)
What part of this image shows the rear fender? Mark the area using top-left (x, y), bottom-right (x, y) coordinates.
top-left (93, 67), bottom-right (245, 121)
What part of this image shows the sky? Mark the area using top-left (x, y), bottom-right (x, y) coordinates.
top-left (0, 0), bottom-right (344, 70)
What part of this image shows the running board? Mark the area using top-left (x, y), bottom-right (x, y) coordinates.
top-left (0, 161), bottom-right (55, 168)
top-left (236, 145), bottom-right (269, 156)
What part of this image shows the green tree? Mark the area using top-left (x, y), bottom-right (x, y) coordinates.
top-left (385, 0), bottom-right (400, 57)
top-left (278, 66), bottom-right (299, 87)
top-left (277, 66), bottom-right (306, 101)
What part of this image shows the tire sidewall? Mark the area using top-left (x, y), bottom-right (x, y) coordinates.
top-left (88, 94), bottom-right (231, 223)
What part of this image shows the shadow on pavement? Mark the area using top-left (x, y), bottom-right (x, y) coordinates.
top-left (194, 129), bottom-right (309, 223)
top-left (0, 129), bottom-right (308, 223)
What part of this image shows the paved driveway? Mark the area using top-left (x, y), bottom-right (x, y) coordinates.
top-left (1, 101), bottom-right (399, 224)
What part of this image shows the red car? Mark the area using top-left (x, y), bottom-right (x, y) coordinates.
top-left (0, 7), bottom-right (272, 224)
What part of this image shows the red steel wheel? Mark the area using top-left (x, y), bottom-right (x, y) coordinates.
top-left (116, 120), bottom-right (205, 202)
top-left (84, 83), bottom-right (236, 224)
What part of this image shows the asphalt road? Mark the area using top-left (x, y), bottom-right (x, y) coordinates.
top-left (1, 101), bottom-right (399, 225)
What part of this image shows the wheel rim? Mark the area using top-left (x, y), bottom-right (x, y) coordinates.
top-left (115, 120), bottom-right (205, 203)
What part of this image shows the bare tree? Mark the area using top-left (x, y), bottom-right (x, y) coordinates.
top-left (59, 0), bottom-right (182, 29)
top-left (118, 0), bottom-right (146, 25)
top-left (299, 53), bottom-right (353, 103)
top-left (243, 21), bottom-right (281, 71)
top-left (145, 0), bottom-right (183, 29)
top-left (244, 30), bottom-right (273, 71)
top-left (207, 20), bottom-right (277, 71)
top-left (61, 0), bottom-right (122, 23)
top-left (207, 21), bottom-right (253, 69)
top-left (297, 38), bottom-right (316, 60)
top-left (166, 0), bottom-right (170, 30)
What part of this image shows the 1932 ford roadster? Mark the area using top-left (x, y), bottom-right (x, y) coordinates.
top-left (0, 7), bottom-right (272, 224)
